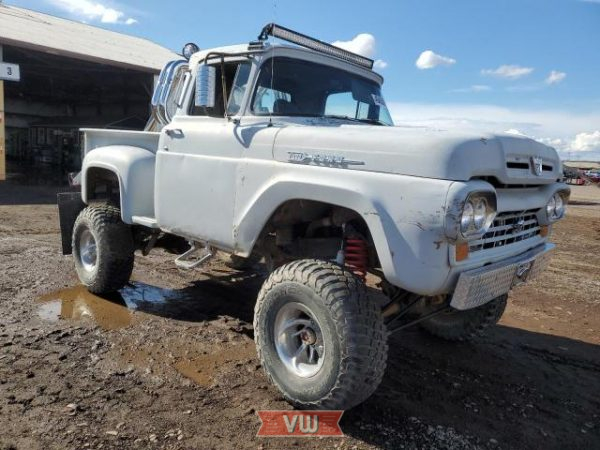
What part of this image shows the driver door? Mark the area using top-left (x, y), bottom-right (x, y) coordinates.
top-left (154, 61), bottom-right (262, 251)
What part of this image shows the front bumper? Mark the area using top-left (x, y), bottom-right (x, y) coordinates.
top-left (449, 243), bottom-right (554, 310)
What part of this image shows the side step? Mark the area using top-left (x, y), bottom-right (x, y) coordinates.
top-left (174, 241), bottom-right (214, 270)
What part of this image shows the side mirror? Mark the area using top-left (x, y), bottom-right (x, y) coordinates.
top-left (195, 65), bottom-right (216, 108)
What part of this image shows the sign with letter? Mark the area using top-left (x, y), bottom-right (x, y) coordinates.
top-left (257, 410), bottom-right (344, 437)
top-left (0, 63), bottom-right (20, 82)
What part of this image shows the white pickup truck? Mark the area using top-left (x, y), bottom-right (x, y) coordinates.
top-left (58, 24), bottom-right (569, 410)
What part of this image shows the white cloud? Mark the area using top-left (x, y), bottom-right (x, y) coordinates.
top-left (571, 131), bottom-right (600, 152)
top-left (545, 70), bottom-right (566, 85)
top-left (505, 128), bottom-right (527, 136)
top-left (481, 65), bottom-right (534, 79)
top-left (48, 0), bottom-right (137, 25)
top-left (332, 33), bottom-right (375, 57)
top-left (451, 85), bottom-right (491, 93)
top-left (332, 33), bottom-right (388, 70)
top-left (374, 59), bottom-right (388, 70)
top-left (387, 102), bottom-right (600, 160)
top-left (415, 50), bottom-right (456, 69)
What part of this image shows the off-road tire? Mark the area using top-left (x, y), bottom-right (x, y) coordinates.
top-left (254, 259), bottom-right (388, 410)
top-left (420, 294), bottom-right (507, 342)
top-left (72, 205), bottom-right (134, 294)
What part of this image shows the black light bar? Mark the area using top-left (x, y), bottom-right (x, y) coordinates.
top-left (258, 23), bottom-right (374, 70)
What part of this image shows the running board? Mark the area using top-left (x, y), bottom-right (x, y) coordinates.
top-left (174, 241), bottom-right (214, 270)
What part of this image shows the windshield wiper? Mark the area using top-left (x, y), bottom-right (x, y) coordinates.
top-left (321, 115), bottom-right (387, 126)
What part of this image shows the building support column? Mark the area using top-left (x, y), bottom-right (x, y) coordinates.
top-left (0, 44), bottom-right (5, 181)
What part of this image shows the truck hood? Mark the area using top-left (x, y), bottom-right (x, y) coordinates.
top-left (273, 123), bottom-right (562, 184)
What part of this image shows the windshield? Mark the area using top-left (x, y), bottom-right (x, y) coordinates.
top-left (252, 57), bottom-right (393, 126)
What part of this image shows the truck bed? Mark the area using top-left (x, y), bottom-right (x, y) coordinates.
top-left (81, 128), bottom-right (160, 155)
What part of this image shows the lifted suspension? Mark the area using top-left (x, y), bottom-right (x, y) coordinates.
top-left (381, 288), bottom-right (451, 334)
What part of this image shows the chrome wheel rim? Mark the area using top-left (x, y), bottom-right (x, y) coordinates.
top-left (274, 302), bottom-right (325, 378)
top-left (79, 229), bottom-right (97, 272)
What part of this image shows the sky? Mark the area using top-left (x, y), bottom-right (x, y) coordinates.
top-left (5, 0), bottom-right (600, 160)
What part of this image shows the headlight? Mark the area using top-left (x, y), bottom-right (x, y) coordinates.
top-left (460, 193), bottom-right (496, 238)
top-left (460, 201), bottom-right (474, 233)
top-left (473, 198), bottom-right (488, 229)
top-left (546, 195), bottom-right (556, 218)
top-left (546, 192), bottom-right (567, 221)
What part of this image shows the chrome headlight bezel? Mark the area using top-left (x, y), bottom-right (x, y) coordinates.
top-left (459, 192), bottom-right (497, 239)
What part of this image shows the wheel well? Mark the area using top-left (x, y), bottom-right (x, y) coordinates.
top-left (86, 167), bottom-right (121, 205)
top-left (252, 199), bottom-right (380, 269)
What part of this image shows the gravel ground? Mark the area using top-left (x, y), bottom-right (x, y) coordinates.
top-left (0, 182), bottom-right (599, 450)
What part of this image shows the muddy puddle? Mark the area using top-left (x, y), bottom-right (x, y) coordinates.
top-left (120, 341), bottom-right (256, 386)
top-left (37, 281), bottom-right (198, 330)
top-left (37, 280), bottom-right (260, 387)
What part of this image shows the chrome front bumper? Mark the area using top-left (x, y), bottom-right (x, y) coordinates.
top-left (450, 243), bottom-right (555, 311)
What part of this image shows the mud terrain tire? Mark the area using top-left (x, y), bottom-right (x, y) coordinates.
top-left (254, 259), bottom-right (388, 410)
top-left (420, 294), bottom-right (507, 342)
top-left (72, 205), bottom-right (134, 295)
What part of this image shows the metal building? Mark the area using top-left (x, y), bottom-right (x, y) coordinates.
top-left (0, 4), bottom-right (178, 183)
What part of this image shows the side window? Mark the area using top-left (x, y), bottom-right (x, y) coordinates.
top-left (226, 63), bottom-right (251, 115)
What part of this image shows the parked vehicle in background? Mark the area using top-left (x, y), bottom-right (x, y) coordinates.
top-left (57, 24), bottom-right (570, 410)
top-left (585, 171), bottom-right (600, 182)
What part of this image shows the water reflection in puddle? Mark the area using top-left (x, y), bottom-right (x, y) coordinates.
top-left (37, 281), bottom-right (260, 387)
top-left (37, 282), bottom-right (196, 330)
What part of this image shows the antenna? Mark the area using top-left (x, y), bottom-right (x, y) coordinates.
top-left (268, 0), bottom-right (277, 127)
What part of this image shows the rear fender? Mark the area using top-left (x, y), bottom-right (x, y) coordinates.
top-left (82, 145), bottom-right (156, 223)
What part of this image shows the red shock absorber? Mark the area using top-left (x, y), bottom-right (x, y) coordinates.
top-left (344, 237), bottom-right (368, 282)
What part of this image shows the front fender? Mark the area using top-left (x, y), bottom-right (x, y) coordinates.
top-left (82, 145), bottom-right (155, 223)
top-left (233, 164), bottom-right (454, 295)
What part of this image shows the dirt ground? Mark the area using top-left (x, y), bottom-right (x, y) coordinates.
top-left (0, 181), bottom-right (599, 450)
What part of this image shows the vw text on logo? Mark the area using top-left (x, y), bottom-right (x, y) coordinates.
top-left (257, 410), bottom-right (344, 437)
top-left (531, 156), bottom-right (543, 176)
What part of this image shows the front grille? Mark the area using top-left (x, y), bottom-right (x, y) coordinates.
top-left (469, 210), bottom-right (541, 252)
top-left (505, 161), bottom-right (554, 172)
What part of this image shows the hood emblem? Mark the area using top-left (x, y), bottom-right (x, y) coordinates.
top-left (287, 152), bottom-right (365, 167)
top-left (531, 156), bottom-right (543, 176)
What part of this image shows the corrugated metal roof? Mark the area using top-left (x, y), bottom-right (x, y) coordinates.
top-left (564, 161), bottom-right (600, 170)
top-left (0, 5), bottom-right (179, 72)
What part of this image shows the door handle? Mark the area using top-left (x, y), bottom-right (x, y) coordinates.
top-left (165, 128), bottom-right (183, 137)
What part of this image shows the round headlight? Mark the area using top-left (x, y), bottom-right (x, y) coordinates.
top-left (461, 201), bottom-right (474, 233)
top-left (546, 195), bottom-right (556, 218)
top-left (473, 198), bottom-right (487, 230)
top-left (554, 193), bottom-right (564, 218)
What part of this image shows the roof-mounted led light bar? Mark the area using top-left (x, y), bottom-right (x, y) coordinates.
top-left (257, 23), bottom-right (374, 70)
